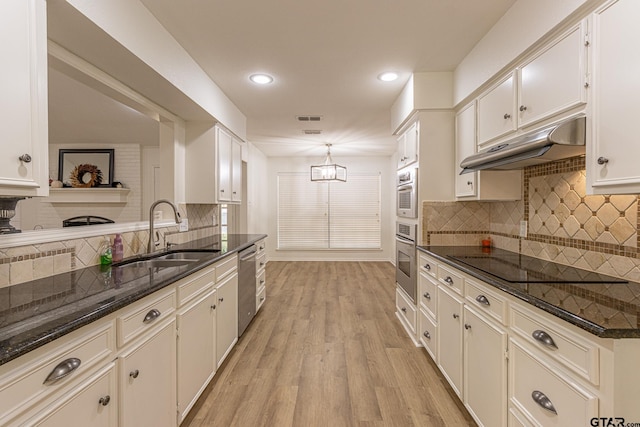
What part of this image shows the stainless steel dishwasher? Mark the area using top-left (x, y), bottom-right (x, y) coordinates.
top-left (237, 244), bottom-right (257, 336)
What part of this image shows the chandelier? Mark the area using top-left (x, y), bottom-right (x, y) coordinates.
top-left (310, 144), bottom-right (347, 182)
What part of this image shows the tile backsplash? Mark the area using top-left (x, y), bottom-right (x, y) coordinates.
top-left (0, 203), bottom-right (219, 288)
top-left (423, 156), bottom-right (640, 282)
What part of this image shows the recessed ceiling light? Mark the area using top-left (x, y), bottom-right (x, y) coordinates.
top-left (249, 74), bottom-right (273, 84)
top-left (378, 72), bottom-right (399, 82)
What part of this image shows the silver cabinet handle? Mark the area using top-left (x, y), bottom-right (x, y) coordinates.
top-left (423, 292), bottom-right (431, 300)
top-left (43, 358), bottom-right (81, 385)
top-left (475, 295), bottom-right (490, 306)
top-left (467, 181), bottom-right (473, 186)
top-left (519, 105), bottom-right (527, 112)
top-left (464, 323), bottom-right (471, 330)
top-left (597, 156), bottom-right (609, 165)
top-left (260, 296), bottom-right (265, 302)
top-left (143, 308), bottom-right (161, 324)
top-left (260, 280), bottom-right (265, 285)
top-left (19, 154), bottom-right (32, 163)
top-left (531, 390), bottom-right (557, 415)
top-left (240, 250), bottom-right (257, 261)
top-left (211, 304), bottom-right (216, 310)
top-left (503, 113), bottom-right (511, 119)
top-left (532, 329), bottom-right (558, 350)
top-left (401, 307), bottom-right (407, 313)
top-left (452, 313), bottom-right (459, 319)
top-left (423, 331), bottom-right (431, 340)
top-left (424, 264), bottom-right (431, 271)
top-left (260, 262), bottom-right (265, 267)
top-left (444, 276), bottom-right (454, 285)
top-left (219, 297), bottom-right (224, 303)
top-left (129, 369), bottom-right (140, 379)
top-left (99, 395), bottom-right (111, 406)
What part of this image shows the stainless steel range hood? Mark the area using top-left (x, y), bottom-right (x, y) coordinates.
top-left (459, 116), bottom-right (586, 174)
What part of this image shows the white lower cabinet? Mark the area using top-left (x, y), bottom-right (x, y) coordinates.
top-left (437, 285), bottom-right (463, 398)
top-left (118, 318), bottom-right (177, 427)
top-left (25, 362), bottom-right (117, 427)
top-left (463, 305), bottom-right (508, 427)
top-left (176, 288), bottom-right (217, 423)
top-left (509, 338), bottom-right (598, 426)
top-left (216, 272), bottom-right (238, 368)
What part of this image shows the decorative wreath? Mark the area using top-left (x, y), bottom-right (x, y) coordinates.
top-left (69, 164), bottom-right (103, 188)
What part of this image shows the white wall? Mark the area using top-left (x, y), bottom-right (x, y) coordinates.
top-left (453, 0), bottom-right (589, 105)
top-left (246, 142), bottom-right (268, 235)
top-left (266, 155), bottom-right (395, 262)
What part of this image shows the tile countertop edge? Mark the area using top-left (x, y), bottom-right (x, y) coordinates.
top-left (417, 246), bottom-right (640, 339)
top-left (0, 234), bottom-right (267, 366)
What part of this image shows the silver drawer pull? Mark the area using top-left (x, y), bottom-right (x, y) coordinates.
top-left (99, 395), bottom-right (111, 406)
top-left (452, 313), bottom-right (459, 319)
top-left (464, 323), bottom-right (471, 330)
top-left (43, 357), bottom-right (81, 385)
top-left (475, 295), bottom-right (490, 306)
top-left (531, 390), bottom-right (557, 415)
top-left (532, 329), bottom-right (558, 350)
top-left (423, 331), bottom-right (431, 340)
top-left (424, 264), bottom-right (431, 271)
top-left (444, 276), bottom-right (454, 285)
top-left (260, 297), bottom-right (265, 302)
top-left (401, 307), bottom-right (407, 313)
top-left (423, 292), bottom-right (431, 300)
top-left (143, 308), bottom-right (161, 324)
top-left (130, 369), bottom-right (140, 379)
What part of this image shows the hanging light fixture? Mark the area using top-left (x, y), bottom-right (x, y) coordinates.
top-left (310, 144), bottom-right (347, 182)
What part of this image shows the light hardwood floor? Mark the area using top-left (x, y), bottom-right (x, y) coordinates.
top-left (183, 261), bottom-right (477, 426)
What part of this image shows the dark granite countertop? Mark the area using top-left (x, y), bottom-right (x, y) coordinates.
top-left (0, 234), bottom-right (266, 366)
top-left (418, 246), bottom-right (640, 339)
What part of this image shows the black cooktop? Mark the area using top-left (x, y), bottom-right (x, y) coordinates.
top-left (447, 253), bottom-right (627, 283)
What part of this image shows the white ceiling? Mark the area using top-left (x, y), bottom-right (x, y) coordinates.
top-left (138, 0), bottom-right (516, 157)
top-left (48, 0), bottom-right (517, 158)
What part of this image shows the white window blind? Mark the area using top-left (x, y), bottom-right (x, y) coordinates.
top-left (277, 173), bottom-right (381, 250)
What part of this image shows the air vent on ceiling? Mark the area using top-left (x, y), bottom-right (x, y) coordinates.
top-left (296, 115), bottom-right (323, 122)
top-left (303, 130), bottom-right (322, 135)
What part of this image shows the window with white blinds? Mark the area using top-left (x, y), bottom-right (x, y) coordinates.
top-left (277, 173), bottom-right (381, 250)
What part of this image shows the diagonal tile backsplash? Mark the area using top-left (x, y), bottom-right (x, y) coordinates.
top-left (423, 156), bottom-right (640, 282)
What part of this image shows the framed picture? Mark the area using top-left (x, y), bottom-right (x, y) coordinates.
top-left (58, 149), bottom-right (115, 188)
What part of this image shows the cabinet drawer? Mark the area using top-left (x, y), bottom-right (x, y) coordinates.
top-left (0, 321), bottom-right (113, 426)
top-left (117, 290), bottom-right (175, 348)
top-left (255, 239), bottom-right (266, 255)
top-left (418, 253), bottom-right (437, 279)
top-left (176, 265), bottom-right (215, 306)
top-left (419, 308), bottom-right (437, 362)
top-left (256, 286), bottom-right (266, 312)
top-left (418, 272), bottom-right (437, 319)
top-left (215, 255), bottom-right (238, 282)
top-left (396, 287), bottom-right (416, 334)
top-left (256, 252), bottom-right (266, 272)
top-left (510, 304), bottom-right (599, 385)
top-left (465, 278), bottom-right (506, 325)
top-left (256, 269), bottom-right (266, 292)
top-left (437, 264), bottom-right (464, 295)
top-left (509, 338), bottom-right (597, 427)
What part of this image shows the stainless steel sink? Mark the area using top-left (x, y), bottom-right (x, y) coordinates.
top-left (114, 251), bottom-right (217, 269)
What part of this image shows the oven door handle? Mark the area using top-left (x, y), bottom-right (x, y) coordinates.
top-left (396, 235), bottom-right (416, 245)
top-left (397, 184), bottom-right (413, 192)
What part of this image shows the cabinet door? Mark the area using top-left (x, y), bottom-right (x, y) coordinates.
top-left (231, 139), bottom-right (242, 202)
top-left (397, 122), bottom-right (418, 169)
top-left (176, 289), bottom-right (216, 423)
top-left (26, 363), bottom-right (117, 427)
top-left (0, 0), bottom-right (48, 196)
top-left (437, 286), bottom-right (463, 398)
top-left (455, 103), bottom-right (476, 197)
top-left (217, 126), bottom-right (232, 202)
top-left (518, 23), bottom-right (587, 128)
top-left (463, 306), bottom-right (508, 427)
top-left (589, 0), bottom-right (640, 194)
top-left (477, 73), bottom-right (516, 147)
top-left (216, 273), bottom-right (238, 368)
top-left (119, 319), bottom-right (176, 427)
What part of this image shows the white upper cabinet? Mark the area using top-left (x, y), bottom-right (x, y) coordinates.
top-left (476, 21), bottom-right (588, 150)
top-left (588, 0), bottom-right (640, 194)
top-left (455, 103), bottom-right (477, 198)
top-left (477, 73), bottom-right (516, 147)
top-left (518, 23), bottom-right (588, 128)
top-left (0, 0), bottom-right (49, 197)
top-left (397, 121), bottom-right (418, 169)
top-left (185, 124), bottom-right (243, 204)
